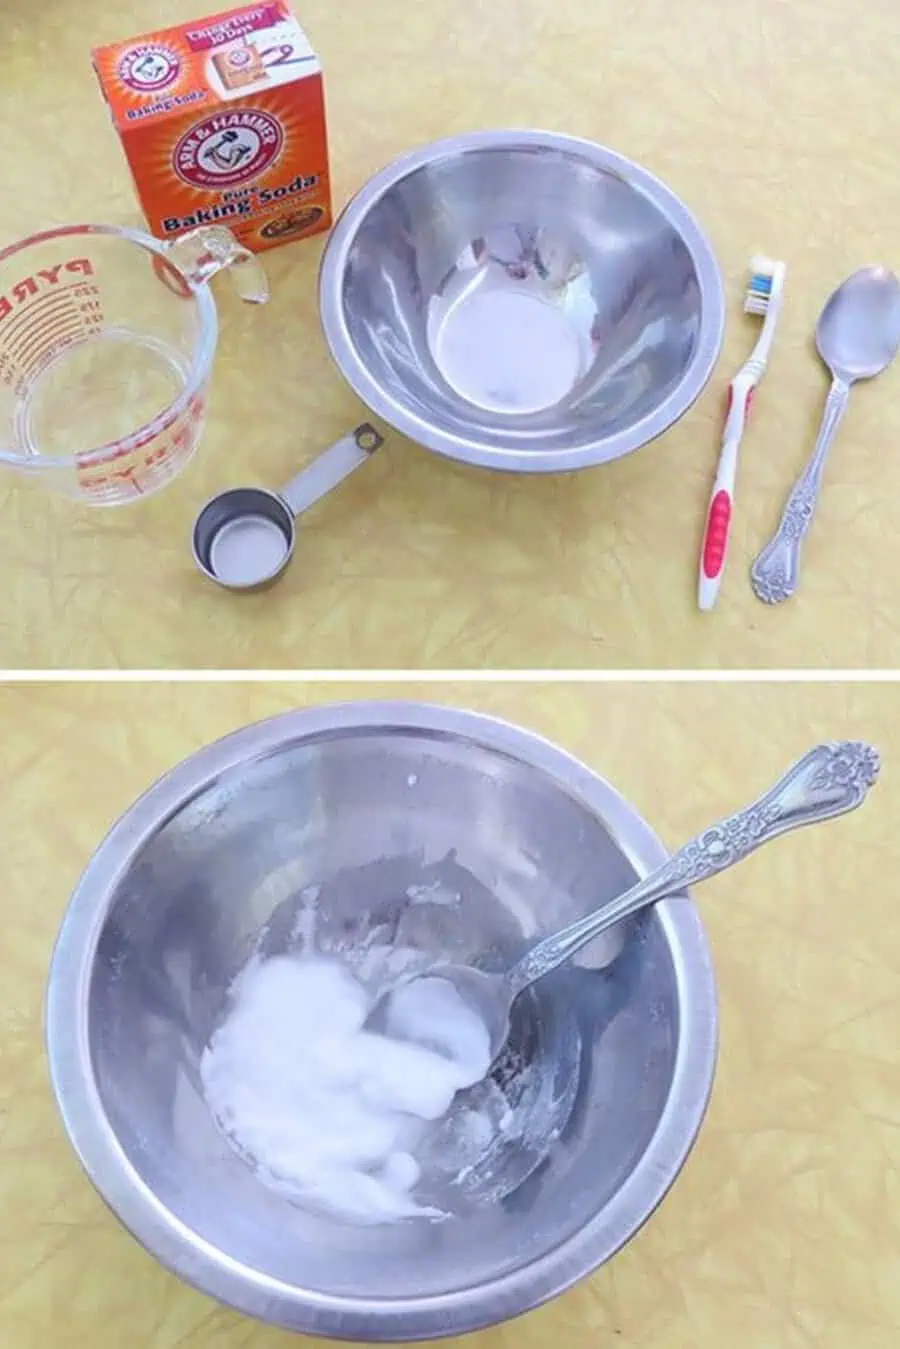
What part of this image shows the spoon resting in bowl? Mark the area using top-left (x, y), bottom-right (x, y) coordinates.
top-left (372, 740), bottom-right (879, 1067)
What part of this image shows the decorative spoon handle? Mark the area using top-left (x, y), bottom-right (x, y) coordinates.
top-left (507, 742), bottom-right (879, 996)
top-left (750, 377), bottom-right (850, 605)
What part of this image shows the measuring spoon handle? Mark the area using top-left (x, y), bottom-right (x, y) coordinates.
top-left (750, 377), bottom-right (850, 605)
top-left (279, 424), bottom-right (383, 517)
top-left (506, 741), bottom-right (879, 997)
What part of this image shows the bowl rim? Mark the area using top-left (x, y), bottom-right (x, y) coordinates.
top-left (318, 129), bottom-right (726, 474)
top-left (45, 701), bottom-right (718, 1341)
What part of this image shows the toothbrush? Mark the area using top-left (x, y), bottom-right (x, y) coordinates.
top-left (698, 256), bottom-right (787, 611)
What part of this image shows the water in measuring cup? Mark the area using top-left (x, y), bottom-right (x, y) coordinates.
top-left (18, 328), bottom-right (191, 458)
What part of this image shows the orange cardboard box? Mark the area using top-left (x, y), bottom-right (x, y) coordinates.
top-left (92, 2), bottom-right (331, 253)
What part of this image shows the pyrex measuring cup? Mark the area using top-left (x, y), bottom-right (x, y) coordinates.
top-left (0, 223), bottom-right (268, 505)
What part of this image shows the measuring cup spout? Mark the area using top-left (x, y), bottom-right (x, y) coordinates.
top-left (279, 423), bottom-right (384, 517)
top-left (164, 226), bottom-right (269, 304)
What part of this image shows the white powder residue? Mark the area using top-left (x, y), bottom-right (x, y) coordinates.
top-left (289, 884), bottom-right (320, 949)
top-left (405, 880), bottom-right (459, 908)
top-left (201, 954), bottom-right (492, 1224)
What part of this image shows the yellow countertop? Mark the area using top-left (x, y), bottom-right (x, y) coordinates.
top-left (2, 679), bottom-right (898, 1346)
top-left (2, 0), bottom-right (900, 670)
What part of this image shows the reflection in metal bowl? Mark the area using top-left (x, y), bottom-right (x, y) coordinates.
top-left (319, 131), bottom-right (725, 473)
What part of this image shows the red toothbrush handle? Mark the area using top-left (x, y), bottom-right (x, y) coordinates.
top-left (701, 489), bottom-right (733, 580)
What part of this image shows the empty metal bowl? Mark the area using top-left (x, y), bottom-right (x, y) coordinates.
top-left (319, 130), bottom-right (725, 473)
top-left (46, 703), bottom-right (718, 1340)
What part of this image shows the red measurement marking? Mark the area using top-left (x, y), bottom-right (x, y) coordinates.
top-left (12, 297), bottom-right (76, 345)
top-left (0, 292), bottom-right (76, 349)
top-left (0, 284), bottom-right (101, 353)
top-left (26, 322), bottom-right (94, 377)
top-left (9, 333), bottom-right (84, 389)
top-left (0, 282), bottom-right (105, 386)
top-left (0, 258), bottom-right (94, 322)
top-left (78, 434), bottom-right (185, 497)
top-left (75, 394), bottom-right (205, 497)
top-left (14, 305), bottom-right (82, 372)
top-left (2, 316), bottom-right (76, 371)
top-left (2, 318), bottom-right (84, 384)
top-left (23, 342), bottom-right (85, 390)
top-left (64, 282), bottom-right (103, 306)
top-left (80, 462), bottom-right (147, 497)
top-left (76, 391), bottom-right (204, 471)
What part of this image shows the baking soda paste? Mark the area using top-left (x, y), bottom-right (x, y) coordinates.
top-left (200, 953), bottom-right (496, 1224)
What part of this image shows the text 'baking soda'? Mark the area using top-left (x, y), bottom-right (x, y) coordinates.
top-left (92, 2), bottom-right (331, 253)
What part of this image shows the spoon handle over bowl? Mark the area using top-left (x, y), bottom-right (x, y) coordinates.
top-left (506, 741), bottom-right (879, 997)
top-left (750, 376), bottom-right (850, 604)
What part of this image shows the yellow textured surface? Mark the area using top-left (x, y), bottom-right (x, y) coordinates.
top-left (2, 679), bottom-right (898, 1347)
top-left (2, 0), bottom-right (900, 669)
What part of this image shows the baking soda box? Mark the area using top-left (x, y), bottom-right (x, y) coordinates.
top-left (92, 3), bottom-right (331, 253)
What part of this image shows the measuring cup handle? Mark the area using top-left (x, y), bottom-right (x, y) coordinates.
top-left (164, 226), bottom-right (269, 304)
top-left (279, 424), bottom-right (384, 517)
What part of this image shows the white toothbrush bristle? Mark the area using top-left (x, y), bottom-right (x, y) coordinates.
top-left (744, 256), bottom-right (786, 315)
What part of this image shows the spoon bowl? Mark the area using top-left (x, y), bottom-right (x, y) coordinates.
top-left (816, 265), bottom-right (900, 382)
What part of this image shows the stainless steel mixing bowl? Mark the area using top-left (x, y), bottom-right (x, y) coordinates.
top-left (318, 130), bottom-right (725, 473)
top-left (46, 703), bottom-right (718, 1340)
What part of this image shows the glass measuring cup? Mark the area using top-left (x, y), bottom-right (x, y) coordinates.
top-left (0, 223), bottom-right (268, 505)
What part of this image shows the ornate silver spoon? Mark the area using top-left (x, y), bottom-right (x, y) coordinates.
top-left (378, 741), bottom-right (879, 1065)
top-left (751, 266), bottom-right (900, 604)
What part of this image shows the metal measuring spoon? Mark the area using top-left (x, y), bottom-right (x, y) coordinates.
top-left (372, 741), bottom-right (878, 1066)
top-left (751, 266), bottom-right (900, 604)
top-left (192, 423), bottom-right (383, 590)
